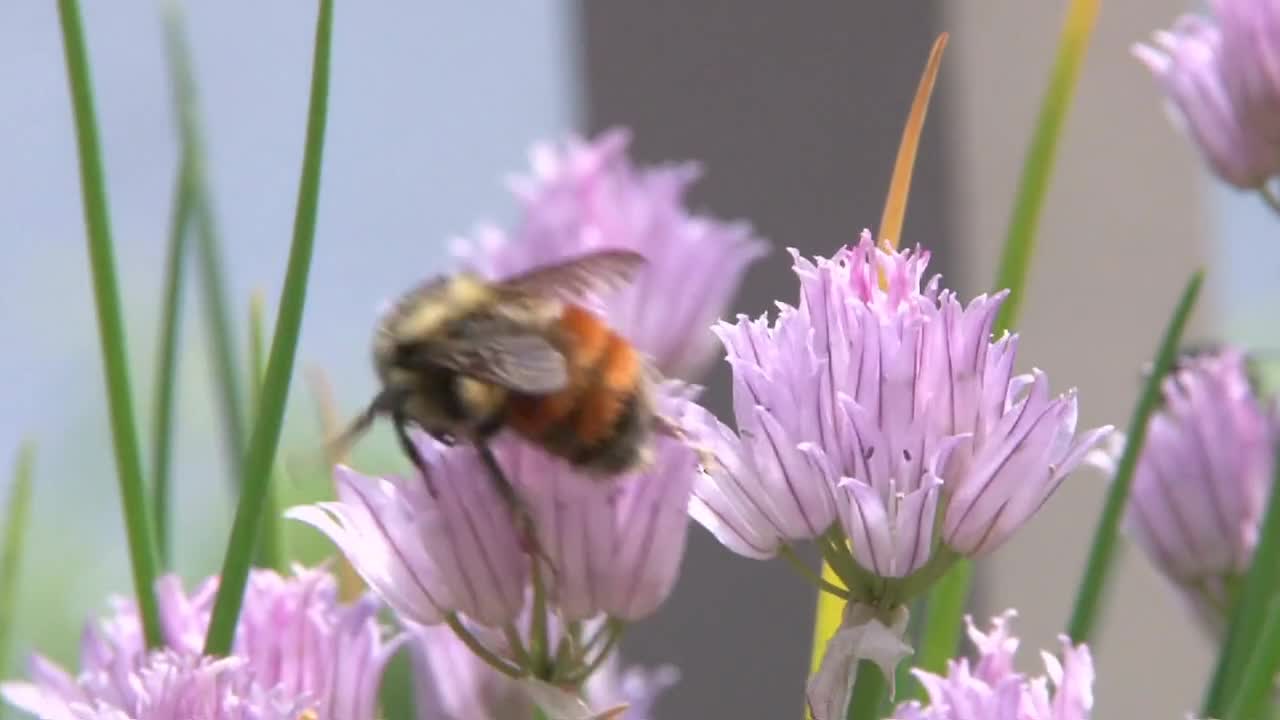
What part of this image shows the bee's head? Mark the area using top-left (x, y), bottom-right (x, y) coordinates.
top-left (372, 272), bottom-right (495, 379)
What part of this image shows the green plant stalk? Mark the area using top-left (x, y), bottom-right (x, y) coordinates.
top-left (1204, 441), bottom-right (1280, 716)
top-left (1067, 271), bottom-right (1203, 643)
top-left (992, 0), bottom-right (1100, 332)
top-left (203, 0), bottom-right (334, 656)
top-left (0, 443), bottom-right (36, 680)
top-left (914, 0), bottom-right (1099, 674)
top-left (911, 561), bottom-right (971, 677)
top-left (151, 155), bottom-right (195, 568)
top-left (1225, 597), bottom-right (1280, 720)
top-left (56, 0), bottom-right (165, 649)
top-left (161, 0), bottom-right (248, 492)
top-left (846, 660), bottom-right (887, 720)
top-left (248, 293), bottom-right (284, 571)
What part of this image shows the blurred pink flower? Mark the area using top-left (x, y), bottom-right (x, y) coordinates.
top-left (1135, 1), bottom-right (1280, 188)
top-left (455, 129), bottom-right (769, 380)
top-left (1091, 347), bottom-right (1276, 634)
top-left (1, 568), bottom-right (402, 720)
top-left (689, 232), bottom-right (1109, 591)
top-left (890, 612), bottom-right (1094, 720)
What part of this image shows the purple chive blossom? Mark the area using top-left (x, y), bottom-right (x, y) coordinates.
top-left (1, 568), bottom-right (402, 720)
top-left (286, 437), bottom-right (529, 628)
top-left (690, 232), bottom-right (1110, 584)
top-left (292, 401), bottom-right (701, 631)
top-left (1091, 348), bottom-right (1276, 635)
top-left (3, 651), bottom-right (309, 720)
top-left (454, 128), bottom-right (768, 380)
top-left (890, 612), bottom-right (1094, 720)
top-left (412, 620), bottom-right (678, 720)
top-left (1134, 1), bottom-right (1280, 188)
top-left (508, 389), bottom-right (700, 621)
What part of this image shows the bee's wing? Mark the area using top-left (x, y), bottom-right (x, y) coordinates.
top-left (496, 248), bottom-right (646, 301)
top-left (427, 321), bottom-right (570, 394)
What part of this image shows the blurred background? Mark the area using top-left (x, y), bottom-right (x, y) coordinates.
top-left (0, 1), bottom-right (1268, 718)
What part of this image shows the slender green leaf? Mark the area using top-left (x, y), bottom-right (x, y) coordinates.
top-left (162, 0), bottom-right (248, 492)
top-left (248, 292), bottom-right (285, 571)
top-left (1067, 271), bottom-right (1203, 642)
top-left (379, 641), bottom-right (416, 720)
top-left (1225, 596), bottom-right (1280, 720)
top-left (993, 0), bottom-right (1100, 331)
top-left (56, 0), bottom-right (164, 649)
top-left (911, 561), bottom-right (973, 678)
top-left (150, 156), bottom-right (194, 568)
top-left (845, 661), bottom-right (886, 720)
top-left (1204, 440), bottom-right (1280, 716)
top-left (204, 0), bottom-right (334, 656)
top-left (913, 0), bottom-right (1099, 677)
top-left (0, 443), bottom-right (36, 680)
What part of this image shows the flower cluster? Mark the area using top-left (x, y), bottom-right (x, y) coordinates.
top-left (456, 128), bottom-right (768, 381)
top-left (689, 232), bottom-right (1110, 598)
top-left (288, 420), bottom-right (700, 631)
top-left (1, 567), bottom-right (401, 720)
top-left (1092, 347), bottom-right (1277, 636)
top-left (289, 130), bottom-right (765, 717)
top-left (1134, 0), bottom-right (1280, 189)
top-left (889, 612), bottom-right (1094, 720)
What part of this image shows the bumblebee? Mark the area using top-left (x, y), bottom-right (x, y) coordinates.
top-left (332, 248), bottom-right (671, 481)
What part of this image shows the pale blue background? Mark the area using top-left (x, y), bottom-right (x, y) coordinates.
top-left (0, 1), bottom-right (577, 664)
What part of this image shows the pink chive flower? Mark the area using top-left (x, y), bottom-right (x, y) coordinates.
top-left (689, 232), bottom-right (1110, 593)
top-left (1, 567), bottom-right (403, 720)
top-left (4, 651), bottom-right (310, 720)
top-left (287, 439), bottom-right (531, 629)
top-left (1091, 347), bottom-right (1276, 635)
top-left (289, 412), bottom-right (698, 630)
top-left (1134, 1), bottom-right (1280, 189)
top-left (455, 128), bottom-right (769, 380)
top-left (411, 623), bottom-right (678, 720)
top-left (890, 611), bottom-right (1094, 720)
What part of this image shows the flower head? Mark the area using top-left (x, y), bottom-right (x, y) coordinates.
top-left (890, 611), bottom-right (1094, 720)
top-left (1134, 1), bottom-right (1280, 188)
top-left (290, 412), bottom-right (699, 631)
top-left (1, 567), bottom-right (402, 720)
top-left (1092, 347), bottom-right (1275, 634)
top-left (690, 232), bottom-right (1110, 595)
top-left (455, 129), bottom-right (768, 380)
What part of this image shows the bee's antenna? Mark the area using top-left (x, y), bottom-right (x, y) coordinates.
top-left (325, 387), bottom-right (403, 464)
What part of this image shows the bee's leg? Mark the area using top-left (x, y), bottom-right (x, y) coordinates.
top-left (653, 413), bottom-right (721, 475)
top-left (391, 408), bottom-right (437, 496)
top-left (475, 442), bottom-right (558, 578)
